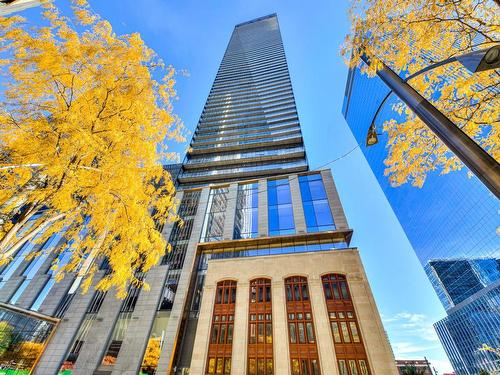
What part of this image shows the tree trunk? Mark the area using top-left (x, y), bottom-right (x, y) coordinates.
top-left (0, 213), bottom-right (65, 262)
top-left (0, 202), bottom-right (39, 253)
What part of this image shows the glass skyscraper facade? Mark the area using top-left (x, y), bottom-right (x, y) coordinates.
top-left (343, 63), bottom-right (500, 375)
top-left (179, 14), bottom-right (307, 187)
top-left (0, 14), bottom-right (398, 375)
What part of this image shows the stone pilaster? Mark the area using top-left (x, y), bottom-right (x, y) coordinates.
top-left (156, 187), bottom-right (210, 374)
top-left (258, 179), bottom-right (268, 237)
top-left (111, 265), bottom-right (169, 375)
top-left (223, 183), bottom-right (238, 240)
top-left (320, 170), bottom-right (349, 230)
top-left (272, 279), bottom-right (290, 375)
top-left (289, 174), bottom-right (306, 234)
top-left (231, 280), bottom-right (249, 374)
top-left (34, 271), bottom-right (106, 375)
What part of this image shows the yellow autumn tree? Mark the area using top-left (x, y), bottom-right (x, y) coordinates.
top-left (0, 0), bottom-right (185, 297)
top-left (343, 0), bottom-right (499, 188)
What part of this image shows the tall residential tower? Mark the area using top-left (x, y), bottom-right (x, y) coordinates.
top-left (0, 14), bottom-right (397, 375)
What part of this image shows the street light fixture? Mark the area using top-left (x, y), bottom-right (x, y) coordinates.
top-left (361, 44), bottom-right (500, 198)
top-left (366, 45), bottom-right (500, 147)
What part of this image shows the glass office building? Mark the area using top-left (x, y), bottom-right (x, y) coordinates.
top-left (0, 14), bottom-right (398, 375)
top-left (343, 64), bottom-right (500, 375)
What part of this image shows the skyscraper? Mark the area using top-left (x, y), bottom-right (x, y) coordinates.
top-left (0, 14), bottom-right (397, 375)
top-left (179, 14), bottom-right (307, 187)
top-left (342, 63), bottom-right (500, 375)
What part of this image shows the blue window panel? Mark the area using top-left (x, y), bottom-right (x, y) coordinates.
top-left (313, 200), bottom-right (335, 226)
top-left (268, 206), bottom-right (280, 233)
top-left (278, 204), bottom-right (295, 231)
top-left (303, 201), bottom-right (318, 229)
top-left (276, 184), bottom-right (292, 205)
top-left (268, 178), bottom-right (295, 236)
top-left (251, 208), bottom-right (258, 234)
top-left (9, 279), bottom-right (29, 304)
top-left (308, 180), bottom-right (327, 200)
top-left (299, 174), bottom-right (336, 232)
top-left (299, 181), bottom-right (312, 202)
top-left (31, 278), bottom-right (56, 311)
top-left (267, 186), bottom-right (277, 206)
top-left (250, 189), bottom-right (259, 208)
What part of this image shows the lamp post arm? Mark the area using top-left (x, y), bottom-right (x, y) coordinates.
top-left (370, 56), bottom-right (458, 129)
top-left (361, 55), bottom-right (500, 199)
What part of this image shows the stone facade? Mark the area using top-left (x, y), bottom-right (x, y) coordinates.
top-left (190, 250), bottom-right (398, 375)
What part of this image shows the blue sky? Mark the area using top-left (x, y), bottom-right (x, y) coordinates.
top-left (23, 1), bottom-right (453, 372)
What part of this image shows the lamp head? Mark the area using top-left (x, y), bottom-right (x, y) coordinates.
top-left (366, 124), bottom-right (379, 147)
top-left (456, 45), bottom-right (500, 73)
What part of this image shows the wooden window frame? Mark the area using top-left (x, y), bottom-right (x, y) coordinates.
top-left (322, 274), bottom-right (370, 375)
top-left (285, 276), bottom-right (321, 375)
top-left (206, 280), bottom-right (236, 375)
top-left (248, 278), bottom-right (273, 375)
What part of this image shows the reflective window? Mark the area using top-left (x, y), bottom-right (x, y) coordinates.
top-left (268, 178), bottom-right (295, 236)
top-left (201, 187), bottom-right (229, 242)
top-left (0, 305), bottom-right (57, 374)
top-left (234, 183), bottom-right (258, 239)
top-left (10, 231), bottom-right (66, 305)
top-left (299, 174), bottom-right (335, 232)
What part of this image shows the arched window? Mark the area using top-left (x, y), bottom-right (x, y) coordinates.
top-left (322, 274), bottom-right (370, 375)
top-left (206, 280), bottom-right (237, 375)
top-left (285, 276), bottom-right (320, 375)
top-left (248, 278), bottom-right (273, 375)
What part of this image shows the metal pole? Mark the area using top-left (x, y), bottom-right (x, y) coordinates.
top-left (362, 56), bottom-right (500, 199)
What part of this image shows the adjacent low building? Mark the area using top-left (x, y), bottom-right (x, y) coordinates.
top-left (395, 359), bottom-right (433, 375)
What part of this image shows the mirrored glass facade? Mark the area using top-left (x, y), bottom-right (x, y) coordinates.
top-left (343, 63), bottom-right (500, 375)
top-left (201, 187), bottom-right (230, 242)
top-left (0, 304), bottom-right (57, 374)
top-left (434, 285), bottom-right (500, 375)
top-left (268, 178), bottom-right (295, 236)
top-left (299, 174), bottom-right (335, 233)
top-left (234, 183), bottom-right (259, 239)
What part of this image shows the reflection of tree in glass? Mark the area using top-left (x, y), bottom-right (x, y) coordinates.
top-left (0, 321), bottom-right (13, 357)
top-left (141, 338), bottom-right (161, 374)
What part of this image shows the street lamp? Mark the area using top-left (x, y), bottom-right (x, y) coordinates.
top-left (362, 45), bottom-right (500, 199)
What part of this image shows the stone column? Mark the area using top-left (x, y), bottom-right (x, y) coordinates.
top-left (189, 283), bottom-right (215, 375)
top-left (309, 277), bottom-right (338, 374)
top-left (156, 187), bottom-right (210, 374)
top-left (289, 174), bottom-right (306, 234)
top-left (111, 265), bottom-right (169, 375)
top-left (223, 183), bottom-right (238, 240)
top-left (71, 288), bottom-right (124, 375)
top-left (231, 280), bottom-right (249, 374)
top-left (34, 271), bottom-right (106, 375)
top-left (272, 279), bottom-right (290, 375)
top-left (258, 179), bottom-right (268, 237)
top-left (320, 170), bottom-right (349, 230)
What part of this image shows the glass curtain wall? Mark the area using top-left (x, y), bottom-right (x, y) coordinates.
top-left (299, 174), bottom-right (335, 232)
top-left (268, 178), bottom-right (295, 236)
top-left (234, 183), bottom-right (259, 239)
